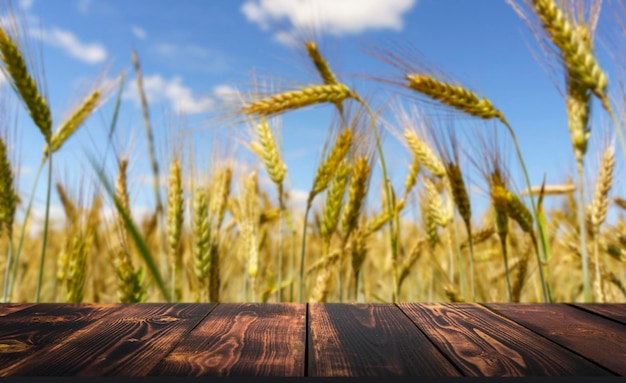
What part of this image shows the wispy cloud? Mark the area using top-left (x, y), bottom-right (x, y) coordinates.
top-left (77, 0), bottom-right (93, 14)
top-left (241, 0), bottom-right (417, 42)
top-left (132, 25), bottom-right (147, 40)
top-left (124, 73), bottom-right (214, 115)
top-left (30, 26), bottom-right (107, 64)
top-left (18, 0), bottom-right (34, 10)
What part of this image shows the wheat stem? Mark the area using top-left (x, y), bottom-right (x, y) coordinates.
top-left (353, 95), bottom-right (399, 302)
top-left (34, 154), bottom-right (52, 302)
top-left (576, 159), bottom-right (591, 302)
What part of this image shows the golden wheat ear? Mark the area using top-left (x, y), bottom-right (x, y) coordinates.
top-left (242, 84), bottom-right (353, 118)
top-left (0, 28), bottom-right (52, 140)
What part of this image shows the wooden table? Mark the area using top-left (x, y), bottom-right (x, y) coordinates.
top-left (0, 303), bottom-right (624, 377)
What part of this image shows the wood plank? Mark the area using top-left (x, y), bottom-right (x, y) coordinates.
top-left (398, 303), bottom-right (612, 376)
top-left (0, 304), bottom-right (34, 317)
top-left (485, 304), bottom-right (626, 375)
top-left (307, 303), bottom-right (461, 377)
top-left (0, 304), bottom-right (117, 374)
top-left (0, 303), bottom-right (214, 376)
top-left (149, 303), bottom-right (306, 377)
top-left (570, 304), bottom-right (626, 326)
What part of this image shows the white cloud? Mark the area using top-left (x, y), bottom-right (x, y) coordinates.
top-left (125, 74), bottom-right (214, 115)
top-left (132, 25), bottom-right (147, 40)
top-left (18, 0), bottom-right (34, 10)
top-left (77, 0), bottom-right (93, 14)
top-left (31, 27), bottom-right (107, 64)
top-left (212, 84), bottom-right (237, 98)
top-left (241, 0), bottom-right (416, 39)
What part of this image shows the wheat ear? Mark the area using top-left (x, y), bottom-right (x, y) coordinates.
top-left (0, 28), bottom-right (51, 139)
top-left (0, 135), bottom-right (16, 302)
top-left (589, 146), bottom-right (615, 234)
top-left (242, 84), bottom-right (352, 117)
top-left (0, 137), bottom-right (17, 238)
top-left (210, 166), bottom-right (232, 230)
top-left (406, 75), bottom-right (507, 123)
top-left (65, 234), bottom-right (89, 303)
top-left (321, 160), bottom-right (349, 246)
top-left (299, 128), bottom-right (352, 302)
top-left (45, 90), bottom-right (101, 155)
top-left (306, 41), bottom-right (339, 86)
top-left (115, 158), bottom-right (131, 243)
top-left (341, 156), bottom-right (371, 242)
top-left (531, 0), bottom-right (609, 106)
top-left (311, 128), bottom-right (353, 196)
top-left (403, 154), bottom-right (421, 198)
top-left (589, 145), bottom-right (615, 302)
top-left (167, 156), bottom-right (184, 301)
top-left (404, 129), bottom-right (446, 178)
top-left (253, 118), bottom-right (287, 185)
top-left (192, 188), bottom-right (211, 302)
top-left (55, 182), bottom-right (77, 224)
top-left (491, 181), bottom-right (512, 301)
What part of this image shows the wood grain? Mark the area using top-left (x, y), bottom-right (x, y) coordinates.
top-left (398, 303), bottom-right (612, 376)
top-left (307, 303), bottom-right (461, 377)
top-left (570, 304), bottom-right (626, 325)
top-left (0, 304), bottom-right (117, 374)
top-left (0, 303), bottom-right (214, 376)
top-left (485, 303), bottom-right (626, 375)
top-left (149, 303), bottom-right (306, 377)
top-left (0, 304), bottom-right (34, 317)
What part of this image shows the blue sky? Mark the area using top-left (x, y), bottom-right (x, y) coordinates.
top-left (2, 0), bottom-right (624, 226)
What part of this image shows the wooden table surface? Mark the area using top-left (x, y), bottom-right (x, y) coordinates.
top-left (0, 303), bottom-right (624, 377)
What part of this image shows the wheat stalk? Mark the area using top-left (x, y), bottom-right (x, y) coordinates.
top-left (65, 234), bottom-right (88, 303)
top-left (115, 158), bottom-right (131, 244)
top-left (192, 187), bottom-right (211, 302)
top-left (167, 156), bottom-right (184, 301)
top-left (491, 181), bottom-right (512, 300)
top-left (299, 127), bottom-right (352, 302)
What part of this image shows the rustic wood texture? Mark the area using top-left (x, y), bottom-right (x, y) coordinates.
top-left (0, 303), bottom-right (214, 376)
top-left (485, 303), bottom-right (626, 375)
top-left (398, 303), bottom-right (612, 376)
top-left (570, 304), bottom-right (626, 325)
top-left (149, 303), bottom-right (306, 377)
top-left (0, 303), bottom-right (624, 377)
top-left (0, 304), bottom-right (117, 374)
top-left (307, 303), bottom-right (461, 376)
top-left (0, 303), bottom-right (34, 317)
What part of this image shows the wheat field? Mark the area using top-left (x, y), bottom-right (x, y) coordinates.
top-left (0, 0), bottom-right (625, 304)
